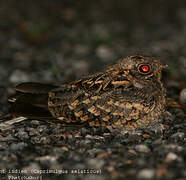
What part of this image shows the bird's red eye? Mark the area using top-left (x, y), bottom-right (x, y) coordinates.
top-left (138, 64), bottom-right (151, 74)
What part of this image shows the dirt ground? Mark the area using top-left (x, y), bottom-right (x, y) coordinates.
top-left (0, 0), bottom-right (186, 180)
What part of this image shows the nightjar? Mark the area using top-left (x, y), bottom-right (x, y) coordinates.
top-left (8, 55), bottom-right (167, 130)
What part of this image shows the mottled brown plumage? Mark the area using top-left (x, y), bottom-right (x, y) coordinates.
top-left (9, 55), bottom-right (167, 130)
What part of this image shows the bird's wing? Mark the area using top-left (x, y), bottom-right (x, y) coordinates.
top-left (47, 69), bottom-right (152, 127)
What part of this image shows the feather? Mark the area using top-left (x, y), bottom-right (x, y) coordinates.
top-left (15, 82), bottom-right (58, 94)
top-left (8, 82), bottom-right (58, 120)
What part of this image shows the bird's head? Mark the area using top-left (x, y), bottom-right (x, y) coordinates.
top-left (109, 55), bottom-right (167, 89)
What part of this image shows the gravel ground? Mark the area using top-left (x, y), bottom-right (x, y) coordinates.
top-left (0, 0), bottom-right (186, 180)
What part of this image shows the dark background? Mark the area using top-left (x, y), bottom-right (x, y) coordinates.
top-left (0, 1), bottom-right (186, 83)
top-left (0, 1), bottom-right (186, 180)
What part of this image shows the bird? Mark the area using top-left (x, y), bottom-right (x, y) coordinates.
top-left (8, 55), bottom-right (167, 131)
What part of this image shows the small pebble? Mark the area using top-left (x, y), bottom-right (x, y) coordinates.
top-left (36, 155), bottom-right (57, 164)
top-left (37, 125), bottom-right (47, 132)
top-left (0, 142), bottom-right (8, 150)
top-left (73, 60), bottom-right (89, 74)
top-left (0, 134), bottom-right (15, 142)
top-left (86, 158), bottom-right (105, 169)
top-left (179, 88), bottom-right (186, 105)
top-left (135, 144), bottom-right (151, 153)
top-left (96, 46), bottom-right (114, 61)
top-left (87, 148), bottom-right (104, 156)
top-left (85, 134), bottom-right (95, 139)
top-left (22, 163), bottom-right (41, 175)
top-left (170, 132), bottom-right (185, 140)
top-left (10, 142), bottom-right (27, 151)
top-left (164, 144), bottom-right (183, 152)
top-left (9, 70), bottom-right (30, 83)
top-left (137, 169), bottom-right (155, 180)
top-left (27, 128), bottom-right (40, 136)
top-left (15, 129), bottom-right (29, 140)
top-left (165, 152), bottom-right (178, 162)
top-left (163, 111), bottom-right (174, 121)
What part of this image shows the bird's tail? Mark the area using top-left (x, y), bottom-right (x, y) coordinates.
top-left (8, 82), bottom-right (58, 119)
